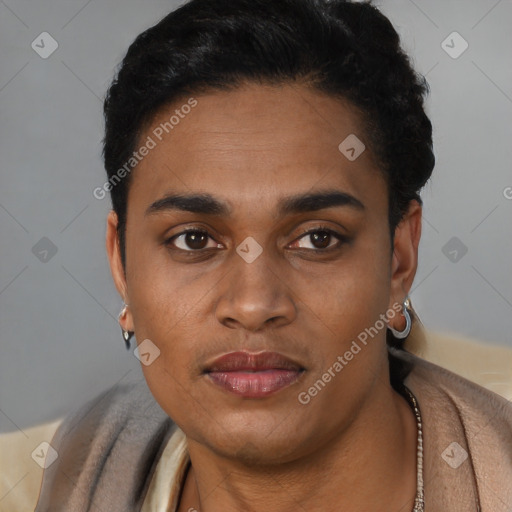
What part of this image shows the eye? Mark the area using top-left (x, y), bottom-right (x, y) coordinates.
top-left (291, 227), bottom-right (347, 251)
top-left (166, 229), bottom-right (222, 251)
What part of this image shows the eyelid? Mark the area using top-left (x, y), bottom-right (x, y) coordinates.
top-left (165, 227), bottom-right (223, 251)
top-left (290, 225), bottom-right (348, 250)
top-left (295, 224), bottom-right (347, 238)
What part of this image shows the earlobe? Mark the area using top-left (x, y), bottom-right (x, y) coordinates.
top-left (118, 303), bottom-right (135, 349)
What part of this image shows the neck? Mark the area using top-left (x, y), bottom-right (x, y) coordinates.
top-left (179, 382), bottom-right (418, 512)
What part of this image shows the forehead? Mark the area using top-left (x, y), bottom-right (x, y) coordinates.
top-left (128, 83), bottom-right (385, 215)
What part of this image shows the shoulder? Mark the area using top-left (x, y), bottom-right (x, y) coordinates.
top-left (399, 348), bottom-right (512, 506)
top-left (398, 349), bottom-right (512, 507)
top-left (0, 379), bottom-right (170, 512)
top-left (0, 418), bottom-right (63, 512)
top-left (402, 349), bottom-right (512, 429)
top-left (42, 377), bottom-right (168, 454)
top-left (416, 330), bottom-right (512, 400)
top-left (402, 326), bottom-right (512, 430)
top-left (35, 378), bottom-right (175, 511)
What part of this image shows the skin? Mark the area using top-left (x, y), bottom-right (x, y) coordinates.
top-left (107, 82), bottom-right (422, 512)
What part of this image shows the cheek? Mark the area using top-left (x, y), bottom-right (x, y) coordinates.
top-left (309, 235), bottom-right (392, 385)
top-left (128, 274), bottom-right (205, 401)
top-left (134, 300), bottom-right (210, 428)
top-left (141, 360), bottom-right (208, 435)
top-left (127, 245), bottom-right (201, 337)
top-left (326, 238), bottom-right (391, 333)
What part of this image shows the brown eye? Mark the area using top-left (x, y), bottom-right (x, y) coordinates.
top-left (293, 227), bottom-right (347, 251)
top-left (167, 229), bottom-right (221, 251)
top-left (308, 231), bottom-right (331, 249)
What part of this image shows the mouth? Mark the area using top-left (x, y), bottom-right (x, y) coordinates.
top-left (203, 351), bottom-right (306, 398)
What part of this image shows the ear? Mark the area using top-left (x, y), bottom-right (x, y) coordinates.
top-left (387, 200), bottom-right (422, 320)
top-left (106, 210), bottom-right (134, 331)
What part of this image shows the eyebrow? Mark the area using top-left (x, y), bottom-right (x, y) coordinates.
top-left (145, 190), bottom-right (365, 217)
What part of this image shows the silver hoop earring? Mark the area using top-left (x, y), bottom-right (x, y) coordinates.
top-left (388, 297), bottom-right (411, 339)
top-left (118, 304), bottom-right (134, 350)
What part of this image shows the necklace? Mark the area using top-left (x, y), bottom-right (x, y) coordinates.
top-left (403, 385), bottom-right (425, 512)
top-left (180, 386), bottom-right (425, 512)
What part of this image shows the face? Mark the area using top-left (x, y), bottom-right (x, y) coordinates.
top-left (107, 82), bottom-right (419, 464)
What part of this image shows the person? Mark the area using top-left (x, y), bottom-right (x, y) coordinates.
top-left (31, 0), bottom-right (512, 510)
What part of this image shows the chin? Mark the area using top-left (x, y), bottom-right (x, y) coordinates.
top-left (193, 412), bottom-right (318, 466)
top-left (214, 435), bottom-right (305, 466)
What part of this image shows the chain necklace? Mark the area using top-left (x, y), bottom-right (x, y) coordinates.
top-left (402, 385), bottom-right (425, 511)
top-left (181, 385), bottom-right (425, 511)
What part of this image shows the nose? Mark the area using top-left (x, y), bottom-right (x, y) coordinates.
top-left (214, 247), bottom-right (297, 332)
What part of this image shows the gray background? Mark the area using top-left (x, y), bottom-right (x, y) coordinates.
top-left (1, 0), bottom-right (511, 434)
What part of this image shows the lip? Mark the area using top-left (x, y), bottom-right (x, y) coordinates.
top-left (203, 351), bottom-right (305, 398)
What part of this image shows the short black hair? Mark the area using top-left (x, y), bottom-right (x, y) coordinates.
top-left (102, 0), bottom-right (435, 386)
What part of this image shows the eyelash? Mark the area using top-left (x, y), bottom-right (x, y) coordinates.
top-left (295, 225), bottom-right (348, 252)
top-left (164, 225), bottom-right (348, 254)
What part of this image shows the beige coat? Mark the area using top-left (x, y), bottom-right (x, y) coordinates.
top-left (1, 326), bottom-right (512, 511)
top-left (142, 350), bottom-right (512, 512)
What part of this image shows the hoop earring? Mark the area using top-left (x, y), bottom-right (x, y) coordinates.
top-left (118, 304), bottom-right (134, 350)
top-left (388, 297), bottom-right (412, 339)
